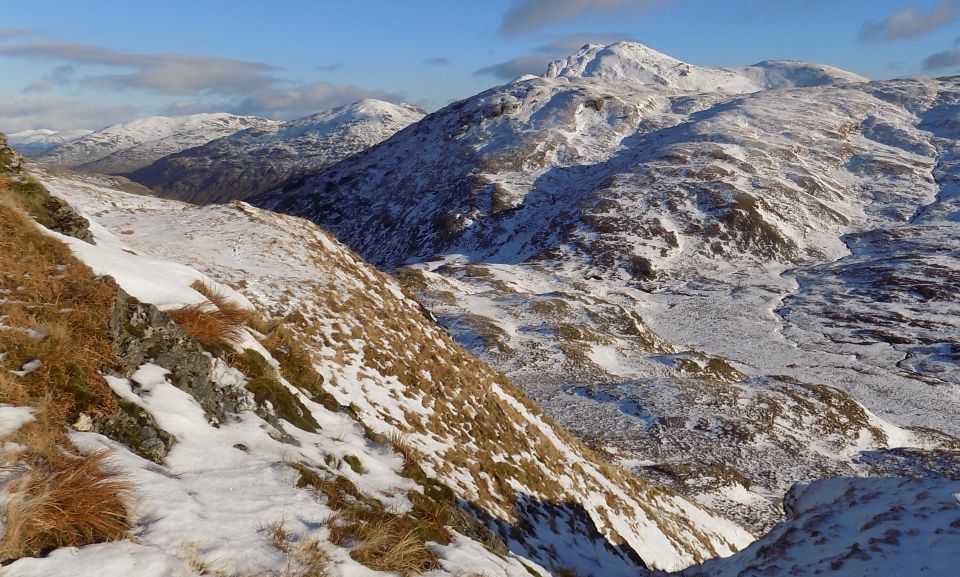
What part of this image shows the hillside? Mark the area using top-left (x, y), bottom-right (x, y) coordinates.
top-left (7, 129), bottom-right (93, 156)
top-left (0, 137), bottom-right (755, 576)
top-left (681, 476), bottom-right (960, 576)
top-left (253, 42), bottom-right (960, 531)
top-left (32, 113), bottom-right (279, 174)
top-left (127, 100), bottom-right (425, 204)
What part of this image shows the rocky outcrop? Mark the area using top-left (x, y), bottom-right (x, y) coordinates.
top-left (108, 286), bottom-right (247, 425)
top-left (39, 193), bottom-right (94, 243)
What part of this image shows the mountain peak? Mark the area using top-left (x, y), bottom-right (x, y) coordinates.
top-left (546, 41), bottom-right (694, 83)
top-left (544, 41), bottom-right (864, 92)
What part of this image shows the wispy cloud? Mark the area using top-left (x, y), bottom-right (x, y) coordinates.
top-left (499, 0), bottom-right (670, 37)
top-left (475, 55), bottom-right (556, 80)
top-left (0, 40), bottom-right (402, 125)
top-left (0, 28), bottom-right (37, 40)
top-left (475, 32), bottom-right (635, 80)
top-left (0, 41), bottom-right (279, 96)
top-left (424, 56), bottom-right (451, 67)
top-left (22, 65), bottom-right (76, 94)
top-left (0, 94), bottom-right (137, 132)
top-left (923, 37), bottom-right (960, 70)
top-left (860, 1), bottom-right (960, 42)
top-left (316, 62), bottom-right (346, 72)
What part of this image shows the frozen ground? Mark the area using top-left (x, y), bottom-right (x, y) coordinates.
top-left (254, 43), bottom-right (960, 532)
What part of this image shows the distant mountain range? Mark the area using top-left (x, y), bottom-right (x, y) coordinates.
top-left (12, 100), bottom-right (425, 205)
top-left (26, 113), bottom-right (277, 174)
top-left (7, 128), bottom-right (94, 155)
top-left (127, 100), bottom-right (425, 203)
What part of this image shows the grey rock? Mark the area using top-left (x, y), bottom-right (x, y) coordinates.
top-left (108, 284), bottom-right (247, 426)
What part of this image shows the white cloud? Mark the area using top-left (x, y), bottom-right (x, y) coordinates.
top-left (0, 40), bottom-right (403, 126)
top-left (499, 0), bottom-right (671, 37)
top-left (0, 94), bottom-right (138, 132)
top-left (0, 41), bottom-right (278, 96)
top-left (860, 1), bottom-right (960, 42)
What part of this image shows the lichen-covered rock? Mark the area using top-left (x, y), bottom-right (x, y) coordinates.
top-left (41, 193), bottom-right (94, 243)
top-left (109, 285), bottom-right (247, 426)
top-left (97, 400), bottom-right (175, 463)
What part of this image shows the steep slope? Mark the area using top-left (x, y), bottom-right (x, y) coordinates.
top-left (21, 166), bottom-right (755, 575)
top-left (34, 113), bottom-right (279, 174)
top-left (127, 99), bottom-right (425, 204)
top-left (680, 476), bottom-right (960, 577)
top-left (252, 43), bottom-right (959, 531)
top-left (7, 128), bottom-right (93, 155)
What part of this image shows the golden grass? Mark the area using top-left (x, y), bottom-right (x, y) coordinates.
top-left (0, 180), bottom-right (118, 423)
top-left (0, 163), bottom-right (135, 562)
top-left (167, 302), bottom-right (244, 347)
top-left (260, 519), bottom-right (330, 577)
top-left (0, 451), bottom-right (133, 561)
top-left (329, 514), bottom-right (440, 576)
top-left (165, 280), bottom-right (251, 348)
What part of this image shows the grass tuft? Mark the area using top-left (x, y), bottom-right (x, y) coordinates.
top-left (167, 302), bottom-right (247, 348)
top-left (0, 452), bottom-right (133, 561)
top-left (329, 513), bottom-right (441, 576)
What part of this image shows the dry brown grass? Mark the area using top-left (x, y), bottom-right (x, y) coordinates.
top-left (165, 280), bottom-right (251, 348)
top-left (329, 514), bottom-right (440, 576)
top-left (0, 451), bottom-right (133, 561)
top-left (0, 181), bottom-right (118, 423)
top-left (0, 164), bottom-right (135, 562)
top-left (263, 519), bottom-right (330, 577)
top-left (167, 302), bottom-right (246, 347)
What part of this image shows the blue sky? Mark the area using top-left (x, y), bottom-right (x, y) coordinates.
top-left (2, 0), bottom-right (959, 131)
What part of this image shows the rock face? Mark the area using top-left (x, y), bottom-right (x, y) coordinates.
top-left (128, 99), bottom-right (425, 204)
top-left (39, 193), bottom-right (94, 243)
top-left (108, 286), bottom-right (248, 426)
top-left (0, 137), bottom-right (94, 243)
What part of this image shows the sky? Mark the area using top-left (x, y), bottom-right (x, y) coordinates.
top-left (2, 0), bottom-right (960, 132)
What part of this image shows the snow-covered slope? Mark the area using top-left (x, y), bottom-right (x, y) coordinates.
top-left (682, 476), bottom-right (960, 577)
top-left (7, 128), bottom-right (93, 155)
top-left (34, 113), bottom-right (279, 174)
top-left (127, 99), bottom-right (424, 204)
top-left (253, 43), bottom-right (959, 532)
top-left (545, 42), bottom-right (866, 92)
top-left (14, 167), bottom-right (755, 575)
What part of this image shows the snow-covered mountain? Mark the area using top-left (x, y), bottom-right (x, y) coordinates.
top-left (6, 128), bottom-right (93, 155)
top-left (127, 99), bottom-right (425, 204)
top-left (33, 113), bottom-right (279, 174)
top-left (253, 42), bottom-right (959, 532)
top-left (1, 134), bottom-right (756, 577)
top-left (545, 42), bottom-right (866, 92)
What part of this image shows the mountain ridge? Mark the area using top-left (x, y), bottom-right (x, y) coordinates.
top-left (32, 112), bottom-right (280, 174)
top-left (126, 99), bottom-right (425, 204)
